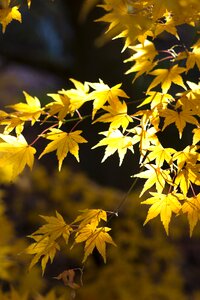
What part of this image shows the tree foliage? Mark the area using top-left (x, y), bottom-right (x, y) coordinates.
top-left (0, 0), bottom-right (200, 293)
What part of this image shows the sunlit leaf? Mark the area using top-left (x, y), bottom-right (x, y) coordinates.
top-left (39, 129), bottom-right (87, 171)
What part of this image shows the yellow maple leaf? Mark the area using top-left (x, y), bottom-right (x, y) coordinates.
top-left (138, 91), bottom-right (174, 110)
top-left (127, 125), bottom-right (159, 159)
top-left (74, 224), bottom-right (116, 263)
top-left (58, 78), bottom-right (91, 115)
top-left (173, 145), bottom-right (200, 171)
top-left (0, 4), bottom-right (21, 33)
top-left (73, 209), bottom-right (107, 228)
top-left (175, 163), bottom-right (200, 196)
top-left (97, 1), bottom-right (152, 50)
top-left (31, 211), bottom-right (72, 244)
top-left (87, 80), bottom-right (129, 118)
top-left (143, 144), bottom-right (176, 167)
top-left (154, 11), bottom-right (179, 38)
top-left (134, 164), bottom-right (172, 196)
top-left (8, 91), bottom-right (43, 125)
top-left (0, 133), bottom-right (36, 180)
top-left (125, 59), bottom-right (157, 82)
top-left (186, 39), bottom-right (200, 71)
top-left (46, 93), bottom-right (70, 121)
top-left (26, 235), bottom-right (60, 275)
top-left (125, 39), bottom-right (158, 80)
top-left (93, 98), bottom-right (132, 131)
top-left (0, 112), bottom-right (24, 136)
top-left (4, 117), bottom-right (24, 136)
top-left (193, 128), bottom-right (200, 145)
top-left (92, 129), bottom-right (135, 165)
top-left (147, 65), bottom-right (187, 93)
top-left (127, 39), bottom-right (158, 62)
top-left (182, 194), bottom-right (200, 236)
top-left (161, 108), bottom-right (198, 138)
top-left (141, 192), bottom-right (183, 234)
top-left (39, 129), bottom-right (87, 171)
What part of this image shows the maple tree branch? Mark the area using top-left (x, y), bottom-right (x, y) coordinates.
top-left (107, 174), bottom-right (142, 223)
top-left (190, 183), bottom-right (197, 197)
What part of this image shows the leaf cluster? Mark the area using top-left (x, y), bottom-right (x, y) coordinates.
top-left (0, 0), bottom-right (200, 284)
top-left (26, 209), bottom-right (116, 275)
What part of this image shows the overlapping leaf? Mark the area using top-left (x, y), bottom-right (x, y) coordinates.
top-left (87, 80), bottom-right (129, 118)
top-left (26, 235), bottom-right (60, 275)
top-left (147, 65), bottom-right (187, 93)
top-left (73, 209), bottom-right (107, 228)
top-left (74, 224), bottom-right (116, 263)
top-left (31, 211), bottom-right (72, 244)
top-left (134, 164), bottom-right (172, 196)
top-left (93, 98), bottom-right (132, 131)
top-left (8, 91), bottom-right (43, 125)
top-left (141, 192), bottom-right (183, 234)
top-left (182, 194), bottom-right (200, 236)
top-left (161, 108), bottom-right (198, 138)
top-left (0, 134), bottom-right (36, 180)
top-left (26, 212), bottom-right (72, 274)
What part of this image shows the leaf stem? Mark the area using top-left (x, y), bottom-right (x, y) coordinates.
top-left (107, 175), bottom-right (141, 223)
top-left (29, 123), bottom-right (58, 146)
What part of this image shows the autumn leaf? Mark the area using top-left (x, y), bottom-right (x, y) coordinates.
top-left (97, 1), bottom-right (152, 50)
top-left (125, 59), bottom-right (157, 82)
top-left (173, 145), bottom-right (200, 171)
top-left (127, 125), bottom-right (159, 159)
top-left (54, 269), bottom-right (80, 289)
top-left (87, 80), bottom-right (129, 118)
top-left (0, 4), bottom-right (21, 33)
top-left (93, 98), bottom-right (133, 131)
top-left (0, 134), bottom-right (36, 180)
top-left (8, 91), bottom-right (43, 125)
top-left (127, 40), bottom-right (158, 62)
top-left (74, 224), bottom-right (116, 263)
top-left (141, 192), bottom-right (183, 234)
top-left (161, 108), bottom-right (198, 138)
top-left (125, 39), bottom-right (158, 81)
top-left (193, 128), bottom-right (200, 145)
top-left (73, 209), bottom-right (107, 228)
top-left (0, 114), bottom-right (24, 136)
top-left (26, 235), bottom-right (60, 275)
top-left (182, 194), bottom-right (200, 236)
top-left (143, 144), bottom-right (176, 167)
top-left (92, 129), bottom-right (135, 165)
top-left (154, 11), bottom-right (179, 38)
top-left (46, 93), bottom-right (70, 121)
top-left (186, 39), bottom-right (200, 71)
top-left (138, 91), bottom-right (174, 110)
top-left (175, 163), bottom-right (200, 195)
top-left (39, 129), bottom-right (87, 171)
top-left (134, 164), bottom-right (172, 196)
top-left (31, 211), bottom-right (72, 244)
top-left (147, 65), bottom-right (187, 93)
top-left (58, 78), bottom-right (91, 115)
